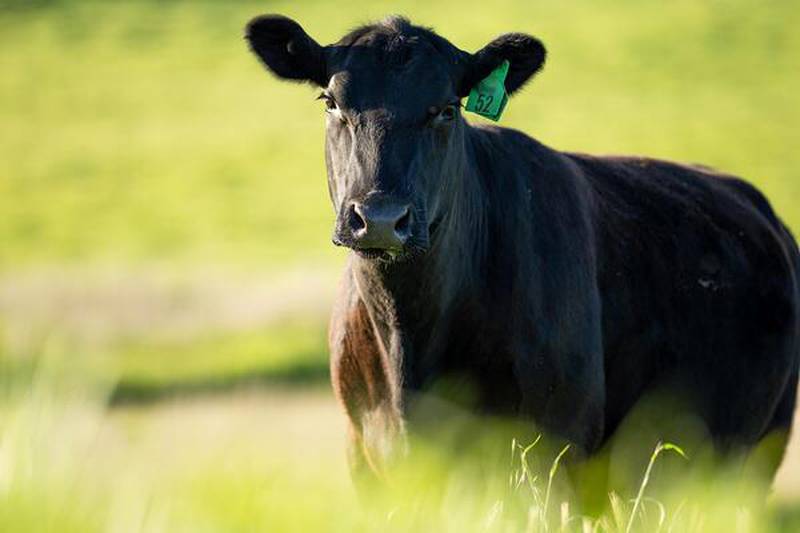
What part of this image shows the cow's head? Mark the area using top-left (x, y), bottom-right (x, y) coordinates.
top-left (246, 15), bottom-right (545, 262)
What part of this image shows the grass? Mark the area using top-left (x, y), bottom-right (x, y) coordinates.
top-left (108, 319), bottom-right (329, 403)
top-left (1, 0), bottom-right (800, 531)
top-left (1, 359), bottom-right (799, 533)
top-left (0, 318), bottom-right (330, 406)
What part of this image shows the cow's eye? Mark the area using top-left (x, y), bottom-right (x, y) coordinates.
top-left (317, 92), bottom-right (338, 112)
top-left (430, 103), bottom-right (458, 125)
top-left (439, 105), bottom-right (457, 121)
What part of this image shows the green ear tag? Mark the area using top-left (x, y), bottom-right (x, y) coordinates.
top-left (465, 60), bottom-right (509, 121)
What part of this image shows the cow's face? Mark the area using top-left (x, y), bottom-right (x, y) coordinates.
top-left (247, 16), bottom-right (545, 262)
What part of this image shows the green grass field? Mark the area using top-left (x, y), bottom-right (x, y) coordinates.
top-left (2, 0), bottom-right (800, 530)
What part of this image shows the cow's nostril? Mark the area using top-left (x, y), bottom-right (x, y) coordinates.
top-left (394, 207), bottom-right (411, 236)
top-left (348, 203), bottom-right (366, 233)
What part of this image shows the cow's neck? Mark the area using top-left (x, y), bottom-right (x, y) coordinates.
top-left (352, 124), bottom-right (490, 388)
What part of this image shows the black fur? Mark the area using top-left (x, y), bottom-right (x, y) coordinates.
top-left (246, 15), bottom-right (800, 486)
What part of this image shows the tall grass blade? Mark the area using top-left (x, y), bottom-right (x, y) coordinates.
top-left (625, 442), bottom-right (687, 533)
top-left (542, 444), bottom-right (570, 528)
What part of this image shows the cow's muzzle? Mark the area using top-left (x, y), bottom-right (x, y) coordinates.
top-left (334, 198), bottom-right (413, 254)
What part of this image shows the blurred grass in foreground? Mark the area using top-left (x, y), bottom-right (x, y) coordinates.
top-left (2, 353), bottom-right (800, 532)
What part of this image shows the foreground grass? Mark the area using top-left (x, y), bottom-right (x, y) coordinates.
top-left (1, 359), bottom-right (800, 533)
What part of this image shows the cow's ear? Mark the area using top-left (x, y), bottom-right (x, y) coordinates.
top-left (246, 15), bottom-right (328, 87)
top-left (458, 33), bottom-right (546, 97)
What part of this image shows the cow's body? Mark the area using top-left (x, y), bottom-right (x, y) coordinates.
top-left (330, 125), bottom-right (800, 478)
top-left (246, 14), bottom-right (800, 488)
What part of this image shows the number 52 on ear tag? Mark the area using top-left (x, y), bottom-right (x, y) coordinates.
top-left (465, 60), bottom-right (509, 121)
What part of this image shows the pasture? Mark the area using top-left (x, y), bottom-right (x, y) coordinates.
top-left (1, 0), bottom-right (800, 530)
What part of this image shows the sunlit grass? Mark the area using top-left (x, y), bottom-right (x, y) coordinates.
top-left (0, 319), bottom-right (329, 406)
top-left (0, 355), bottom-right (798, 533)
top-left (111, 319), bottom-right (326, 386)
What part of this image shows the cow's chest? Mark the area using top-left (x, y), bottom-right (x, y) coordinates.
top-left (403, 307), bottom-right (522, 416)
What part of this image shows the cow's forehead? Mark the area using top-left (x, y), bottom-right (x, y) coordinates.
top-left (328, 61), bottom-right (455, 113)
top-left (328, 50), bottom-right (455, 115)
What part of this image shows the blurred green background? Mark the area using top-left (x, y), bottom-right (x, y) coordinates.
top-left (1, 0), bottom-right (799, 530)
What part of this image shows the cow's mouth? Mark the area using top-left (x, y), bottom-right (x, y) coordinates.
top-left (348, 242), bottom-right (431, 264)
top-left (331, 233), bottom-right (403, 261)
top-left (353, 247), bottom-right (405, 262)
top-left (332, 226), bottom-right (429, 263)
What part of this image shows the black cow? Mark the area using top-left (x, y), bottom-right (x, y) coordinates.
top-left (245, 15), bottom-right (800, 488)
